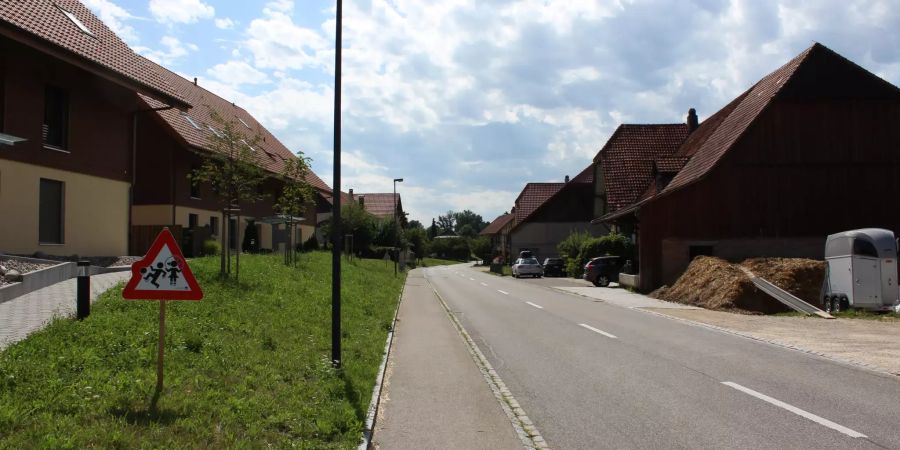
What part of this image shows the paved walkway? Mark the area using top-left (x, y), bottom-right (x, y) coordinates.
top-left (373, 268), bottom-right (521, 450)
top-left (0, 272), bottom-right (130, 349)
top-left (552, 285), bottom-right (700, 309)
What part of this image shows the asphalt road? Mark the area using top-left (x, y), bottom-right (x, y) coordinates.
top-left (423, 264), bottom-right (900, 450)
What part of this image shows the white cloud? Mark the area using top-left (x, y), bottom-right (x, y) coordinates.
top-left (134, 36), bottom-right (198, 65)
top-left (81, 0), bottom-right (138, 43)
top-left (149, 0), bottom-right (214, 24)
top-left (214, 17), bottom-right (235, 29)
top-left (206, 60), bottom-right (269, 86)
top-left (264, 0), bottom-right (294, 13)
top-left (244, 9), bottom-right (329, 71)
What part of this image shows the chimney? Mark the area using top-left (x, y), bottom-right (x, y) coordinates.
top-left (348, 188), bottom-right (353, 201)
top-left (564, 175), bottom-right (570, 183)
top-left (193, 77), bottom-right (198, 86)
top-left (687, 108), bottom-right (699, 133)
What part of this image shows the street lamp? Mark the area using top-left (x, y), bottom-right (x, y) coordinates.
top-left (393, 178), bottom-right (403, 276)
top-left (331, 0), bottom-right (343, 369)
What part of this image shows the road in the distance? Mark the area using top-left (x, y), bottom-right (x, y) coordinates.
top-left (424, 264), bottom-right (900, 450)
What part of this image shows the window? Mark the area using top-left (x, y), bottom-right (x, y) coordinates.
top-left (852, 239), bottom-right (878, 258)
top-left (210, 216), bottom-right (219, 235)
top-left (207, 125), bottom-right (223, 138)
top-left (183, 114), bottom-right (201, 130)
top-left (57, 6), bottom-right (94, 36)
top-left (39, 178), bottom-right (64, 244)
top-left (238, 117), bottom-right (252, 129)
top-left (43, 86), bottom-right (68, 149)
top-left (189, 166), bottom-right (201, 198)
top-left (188, 214), bottom-right (199, 229)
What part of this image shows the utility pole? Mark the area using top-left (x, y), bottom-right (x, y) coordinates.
top-left (331, 0), bottom-right (343, 369)
top-left (393, 178), bottom-right (403, 276)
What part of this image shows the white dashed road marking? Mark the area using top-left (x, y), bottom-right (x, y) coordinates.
top-left (579, 323), bottom-right (618, 339)
top-left (721, 382), bottom-right (867, 439)
top-left (469, 277), bottom-right (475, 281)
top-left (525, 301), bottom-right (544, 309)
top-left (480, 282), bottom-right (488, 287)
top-left (497, 290), bottom-right (509, 295)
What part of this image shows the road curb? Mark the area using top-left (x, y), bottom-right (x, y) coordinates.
top-left (549, 286), bottom-right (899, 379)
top-left (430, 284), bottom-right (549, 449)
top-left (357, 279), bottom-right (406, 450)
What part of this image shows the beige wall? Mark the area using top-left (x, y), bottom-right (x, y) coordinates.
top-left (510, 221), bottom-right (605, 261)
top-left (0, 159), bottom-right (128, 256)
top-left (131, 205), bottom-right (172, 226)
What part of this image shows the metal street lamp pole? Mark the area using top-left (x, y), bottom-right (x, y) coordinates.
top-left (393, 178), bottom-right (403, 276)
top-left (331, 0), bottom-right (343, 369)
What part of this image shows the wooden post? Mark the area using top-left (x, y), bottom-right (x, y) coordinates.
top-left (156, 300), bottom-right (167, 393)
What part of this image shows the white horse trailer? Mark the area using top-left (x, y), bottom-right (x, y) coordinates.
top-left (823, 228), bottom-right (900, 312)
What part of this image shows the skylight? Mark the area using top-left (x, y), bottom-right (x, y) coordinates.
top-left (241, 139), bottom-right (255, 151)
top-left (182, 114), bottom-right (201, 130)
top-left (207, 126), bottom-right (223, 138)
top-left (57, 6), bottom-right (94, 37)
top-left (238, 118), bottom-right (252, 129)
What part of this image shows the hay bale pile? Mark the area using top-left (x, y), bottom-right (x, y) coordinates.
top-left (653, 256), bottom-right (826, 314)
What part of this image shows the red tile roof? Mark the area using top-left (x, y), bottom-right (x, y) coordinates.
top-left (0, 1), bottom-right (186, 107)
top-left (480, 213), bottom-right (513, 236)
top-left (354, 193), bottom-right (401, 219)
top-left (140, 58), bottom-right (331, 193)
top-left (512, 182), bottom-right (566, 225)
top-left (596, 124), bottom-right (688, 212)
top-left (511, 164), bottom-right (595, 229)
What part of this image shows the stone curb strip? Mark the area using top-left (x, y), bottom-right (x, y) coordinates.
top-left (431, 286), bottom-right (549, 450)
top-left (357, 285), bottom-right (406, 450)
top-left (551, 286), bottom-right (898, 379)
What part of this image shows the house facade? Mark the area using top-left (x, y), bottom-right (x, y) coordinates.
top-left (0, 1), bottom-right (187, 256)
top-left (597, 43), bottom-right (900, 291)
top-left (480, 213), bottom-right (513, 261)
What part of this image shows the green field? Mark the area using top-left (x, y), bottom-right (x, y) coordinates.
top-left (0, 252), bottom-right (405, 449)
top-left (420, 257), bottom-right (465, 267)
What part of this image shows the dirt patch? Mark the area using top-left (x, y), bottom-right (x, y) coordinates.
top-left (652, 256), bottom-right (826, 314)
top-left (647, 307), bottom-right (900, 375)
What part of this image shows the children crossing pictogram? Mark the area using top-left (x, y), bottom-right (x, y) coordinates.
top-left (123, 228), bottom-right (202, 300)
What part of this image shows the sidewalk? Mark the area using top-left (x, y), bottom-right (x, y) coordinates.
top-left (373, 269), bottom-right (521, 450)
top-left (0, 272), bottom-right (130, 350)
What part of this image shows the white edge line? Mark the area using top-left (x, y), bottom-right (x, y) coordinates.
top-left (480, 282), bottom-right (488, 287)
top-left (721, 382), bottom-right (867, 439)
top-left (525, 301), bottom-right (544, 309)
top-left (497, 289), bottom-right (509, 295)
top-left (469, 277), bottom-right (475, 281)
top-left (578, 323), bottom-right (618, 339)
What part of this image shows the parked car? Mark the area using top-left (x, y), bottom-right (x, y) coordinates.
top-left (512, 257), bottom-right (543, 278)
top-left (542, 258), bottom-right (566, 277)
top-left (519, 250), bottom-right (534, 259)
top-left (583, 256), bottom-right (621, 287)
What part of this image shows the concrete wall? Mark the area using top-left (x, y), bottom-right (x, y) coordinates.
top-left (509, 221), bottom-right (603, 261)
top-left (659, 237), bottom-right (824, 286)
top-left (0, 159), bottom-right (129, 256)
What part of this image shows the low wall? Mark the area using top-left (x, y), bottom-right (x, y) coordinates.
top-left (618, 273), bottom-right (640, 289)
top-left (0, 256), bottom-right (77, 304)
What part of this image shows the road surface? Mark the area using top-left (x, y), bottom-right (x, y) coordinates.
top-left (423, 264), bottom-right (900, 449)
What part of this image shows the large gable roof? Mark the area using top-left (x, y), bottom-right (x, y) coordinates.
top-left (480, 213), bottom-right (513, 236)
top-left (141, 58), bottom-right (331, 193)
top-left (597, 123), bottom-right (688, 212)
top-left (0, 0), bottom-right (186, 108)
top-left (513, 183), bottom-right (566, 225)
top-left (354, 193), bottom-right (401, 218)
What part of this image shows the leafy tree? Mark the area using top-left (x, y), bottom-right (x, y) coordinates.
top-left (453, 210), bottom-right (487, 234)
top-left (373, 218), bottom-right (402, 248)
top-left (190, 110), bottom-right (267, 279)
top-left (436, 211), bottom-right (456, 235)
top-left (468, 236), bottom-right (492, 263)
top-left (405, 226), bottom-right (428, 262)
top-left (428, 218), bottom-right (439, 239)
top-left (324, 201), bottom-right (376, 255)
top-left (408, 219), bottom-right (424, 230)
top-left (275, 156), bottom-right (314, 266)
top-left (458, 224), bottom-right (476, 238)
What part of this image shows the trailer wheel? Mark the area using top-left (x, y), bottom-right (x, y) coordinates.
top-left (824, 295), bottom-right (834, 313)
top-left (839, 296), bottom-right (850, 312)
top-left (833, 296), bottom-right (843, 313)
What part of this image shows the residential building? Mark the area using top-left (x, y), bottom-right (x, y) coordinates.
top-left (595, 43), bottom-right (900, 291)
top-left (479, 213), bottom-right (513, 261)
top-left (0, 1), bottom-right (188, 256)
top-left (348, 190), bottom-right (406, 224)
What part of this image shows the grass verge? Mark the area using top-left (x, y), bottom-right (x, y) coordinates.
top-left (420, 258), bottom-right (465, 267)
top-left (0, 252), bottom-right (405, 449)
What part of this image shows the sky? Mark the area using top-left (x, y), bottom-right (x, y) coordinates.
top-left (83, 0), bottom-right (900, 225)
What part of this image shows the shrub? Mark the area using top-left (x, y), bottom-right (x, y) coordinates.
top-left (302, 235), bottom-right (320, 252)
top-left (558, 230), bottom-right (592, 277)
top-left (571, 232), bottom-right (634, 278)
top-left (202, 239), bottom-right (221, 256)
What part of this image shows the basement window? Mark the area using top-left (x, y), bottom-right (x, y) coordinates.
top-left (57, 6), bottom-right (94, 37)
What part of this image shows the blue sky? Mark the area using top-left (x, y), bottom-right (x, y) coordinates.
top-left (84, 0), bottom-right (900, 224)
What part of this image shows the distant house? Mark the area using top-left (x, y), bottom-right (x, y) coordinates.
top-left (0, 1), bottom-right (188, 256)
top-left (350, 191), bottom-right (405, 224)
top-left (131, 58), bottom-right (332, 255)
top-left (595, 43), bottom-right (900, 292)
top-left (508, 167), bottom-right (603, 260)
top-left (480, 213), bottom-right (513, 261)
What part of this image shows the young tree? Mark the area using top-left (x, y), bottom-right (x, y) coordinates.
top-left (189, 110), bottom-right (267, 279)
top-left (275, 156), bottom-right (314, 266)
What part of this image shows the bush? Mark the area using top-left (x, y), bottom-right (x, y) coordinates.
top-left (301, 235), bottom-right (320, 252)
top-left (242, 220), bottom-right (259, 253)
top-left (428, 237), bottom-right (469, 261)
top-left (571, 232), bottom-right (634, 278)
top-left (202, 239), bottom-right (221, 256)
top-left (468, 237), bottom-right (492, 263)
top-left (558, 230), bottom-right (592, 277)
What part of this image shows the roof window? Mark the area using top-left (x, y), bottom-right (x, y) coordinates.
top-left (240, 139), bottom-right (255, 151)
top-left (57, 6), bottom-right (94, 37)
top-left (207, 125), bottom-right (223, 138)
top-left (182, 114), bottom-right (201, 130)
top-left (238, 118), bottom-right (252, 129)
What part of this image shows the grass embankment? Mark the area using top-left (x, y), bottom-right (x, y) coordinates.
top-left (420, 258), bottom-right (465, 267)
top-left (0, 252), bottom-right (405, 449)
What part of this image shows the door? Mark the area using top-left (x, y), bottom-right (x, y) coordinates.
top-left (851, 256), bottom-right (881, 307)
top-left (881, 258), bottom-right (899, 306)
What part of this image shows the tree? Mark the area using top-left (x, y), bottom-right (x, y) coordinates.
top-left (458, 223), bottom-right (477, 238)
top-left (453, 210), bottom-right (487, 234)
top-left (405, 226), bottom-right (428, 262)
top-left (190, 110), bottom-right (267, 279)
top-left (428, 218), bottom-right (438, 239)
top-left (274, 156), bottom-right (314, 266)
top-left (436, 211), bottom-right (456, 235)
top-left (469, 236), bottom-right (492, 263)
top-left (408, 219), bottom-right (424, 230)
top-left (323, 201), bottom-right (376, 256)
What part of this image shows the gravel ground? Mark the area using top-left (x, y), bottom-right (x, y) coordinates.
top-left (0, 259), bottom-right (57, 287)
top-left (12, 255), bottom-right (141, 268)
top-left (647, 307), bottom-right (900, 375)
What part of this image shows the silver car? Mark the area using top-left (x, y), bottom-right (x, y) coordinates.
top-left (512, 257), bottom-right (543, 278)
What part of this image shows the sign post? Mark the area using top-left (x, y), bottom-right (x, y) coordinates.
top-left (122, 228), bottom-right (203, 398)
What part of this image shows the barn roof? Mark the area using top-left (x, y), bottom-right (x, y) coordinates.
top-left (480, 213), bottom-right (514, 236)
top-left (0, 0), bottom-right (187, 108)
top-left (354, 193), bottom-right (401, 219)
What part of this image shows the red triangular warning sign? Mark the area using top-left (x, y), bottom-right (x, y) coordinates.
top-left (123, 228), bottom-right (203, 301)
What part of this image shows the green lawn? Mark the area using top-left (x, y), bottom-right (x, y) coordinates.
top-left (420, 257), bottom-right (465, 267)
top-left (0, 252), bottom-right (405, 449)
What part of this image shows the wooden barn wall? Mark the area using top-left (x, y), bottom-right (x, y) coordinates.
top-left (638, 98), bottom-right (900, 289)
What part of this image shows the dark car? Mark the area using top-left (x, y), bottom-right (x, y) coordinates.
top-left (542, 258), bottom-right (566, 277)
top-left (583, 256), bottom-right (621, 287)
